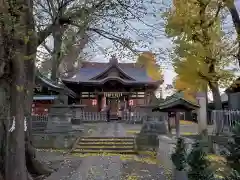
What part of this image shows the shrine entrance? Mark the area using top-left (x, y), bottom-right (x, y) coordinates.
top-left (105, 92), bottom-right (125, 120)
top-left (108, 97), bottom-right (119, 117)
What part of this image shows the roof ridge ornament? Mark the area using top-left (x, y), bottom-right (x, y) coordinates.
top-left (109, 55), bottom-right (118, 64)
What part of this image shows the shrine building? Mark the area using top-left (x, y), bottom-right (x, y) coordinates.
top-left (62, 56), bottom-right (163, 117)
top-left (32, 70), bottom-right (76, 115)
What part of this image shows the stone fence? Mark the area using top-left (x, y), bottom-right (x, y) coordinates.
top-left (211, 110), bottom-right (240, 135)
top-left (30, 110), bottom-right (168, 131)
top-left (73, 111), bottom-right (107, 123)
top-left (31, 115), bottom-right (48, 132)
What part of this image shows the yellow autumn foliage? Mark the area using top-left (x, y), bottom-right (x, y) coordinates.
top-left (165, 0), bottom-right (235, 109)
top-left (137, 52), bottom-right (163, 81)
top-left (174, 76), bottom-right (198, 103)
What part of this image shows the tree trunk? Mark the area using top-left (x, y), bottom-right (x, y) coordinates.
top-left (208, 82), bottom-right (222, 110)
top-left (209, 81), bottom-right (223, 135)
top-left (0, 0), bottom-right (53, 179)
top-left (24, 1), bottom-right (53, 176)
top-left (0, 0), bottom-right (71, 179)
top-left (50, 28), bottom-right (63, 82)
top-left (0, 79), bottom-right (10, 180)
top-left (6, 47), bottom-right (27, 180)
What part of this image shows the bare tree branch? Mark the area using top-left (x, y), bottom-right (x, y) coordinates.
top-left (87, 27), bottom-right (138, 53)
top-left (37, 0), bottom-right (107, 46)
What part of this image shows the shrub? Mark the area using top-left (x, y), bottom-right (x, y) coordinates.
top-left (224, 170), bottom-right (240, 180)
top-left (225, 122), bottom-right (240, 174)
top-left (187, 141), bottom-right (215, 180)
top-left (171, 137), bottom-right (187, 171)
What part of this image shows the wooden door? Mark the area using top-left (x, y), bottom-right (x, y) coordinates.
top-left (109, 98), bottom-right (118, 115)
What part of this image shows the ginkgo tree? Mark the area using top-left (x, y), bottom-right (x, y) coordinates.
top-left (137, 52), bottom-right (163, 81)
top-left (173, 76), bottom-right (200, 103)
top-left (165, 0), bottom-right (236, 109)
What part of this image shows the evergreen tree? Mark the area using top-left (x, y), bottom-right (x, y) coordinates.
top-left (171, 137), bottom-right (187, 171)
top-left (187, 141), bottom-right (215, 180)
top-left (224, 170), bottom-right (240, 180)
top-left (225, 123), bottom-right (240, 173)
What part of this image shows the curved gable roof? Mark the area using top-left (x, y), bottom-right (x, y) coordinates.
top-left (153, 92), bottom-right (199, 112)
top-left (90, 63), bottom-right (135, 81)
top-left (36, 70), bottom-right (77, 98)
top-left (61, 60), bottom-right (163, 86)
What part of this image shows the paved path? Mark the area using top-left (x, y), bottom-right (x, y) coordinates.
top-left (69, 122), bottom-right (166, 180)
top-left (69, 122), bottom-right (123, 180)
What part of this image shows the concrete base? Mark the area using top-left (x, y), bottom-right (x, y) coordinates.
top-left (157, 135), bottom-right (175, 170)
top-left (32, 131), bottom-right (83, 149)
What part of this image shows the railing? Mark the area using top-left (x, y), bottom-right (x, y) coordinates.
top-left (122, 112), bottom-right (147, 124)
top-left (80, 112), bottom-right (107, 122)
top-left (211, 110), bottom-right (240, 134)
top-left (122, 112), bottom-right (168, 124)
top-left (30, 111), bottom-right (168, 128)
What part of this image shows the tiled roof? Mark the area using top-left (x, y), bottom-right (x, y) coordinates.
top-left (35, 70), bottom-right (77, 97)
top-left (120, 67), bottom-right (154, 82)
top-left (62, 61), bottom-right (160, 84)
top-left (154, 92), bottom-right (199, 111)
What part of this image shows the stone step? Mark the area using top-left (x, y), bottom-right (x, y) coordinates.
top-left (78, 142), bottom-right (134, 146)
top-left (80, 136), bottom-right (134, 139)
top-left (75, 146), bottom-right (134, 150)
top-left (79, 137), bottom-right (134, 143)
top-left (72, 149), bottom-right (136, 154)
top-left (78, 140), bottom-right (134, 144)
top-left (71, 136), bottom-right (137, 154)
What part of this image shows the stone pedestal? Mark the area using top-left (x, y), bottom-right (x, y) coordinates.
top-left (49, 104), bottom-right (72, 114)
top-left (140, 119), bottom-right (167, 134)
top-left (70, 105), bottom-right (86, 118)
top-left (46, 105), bottom-right (73, 133)
top-left (196, 92), bottom-right (207, 133)
top-left (136, 119), bottom-right (168, 150)
top-left (46, 113), bottom-right (73, 133)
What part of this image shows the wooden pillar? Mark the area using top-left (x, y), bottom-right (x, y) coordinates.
top-left (97, 95), bottom-right (102, 112)
top-left (167, 117), bottom-right (172, 134)
top-left (101, 96), bottom-right (106, 109)
top-left (175, 112), bottom-right (180, 138)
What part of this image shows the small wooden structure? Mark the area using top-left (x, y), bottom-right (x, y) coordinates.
top-left (153, 92), bottom-right (199, 137)
top-left (33, 70), bottom-right (77, 115)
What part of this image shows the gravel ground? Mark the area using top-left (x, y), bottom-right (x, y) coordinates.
top-left (36, 151), bottom-right (83, 180)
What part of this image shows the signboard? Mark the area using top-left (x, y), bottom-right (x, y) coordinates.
top-left (104, 92), bottom-right (123, 97)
